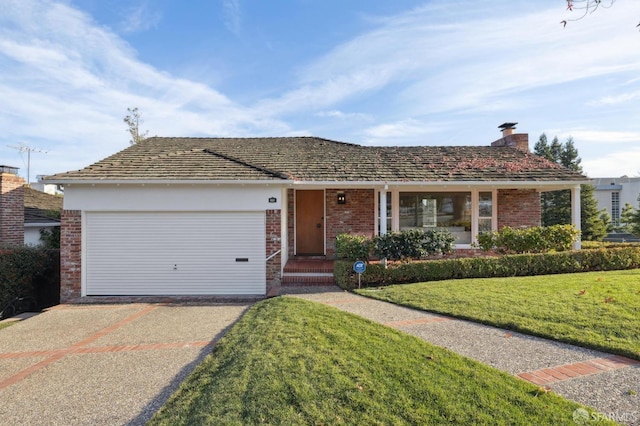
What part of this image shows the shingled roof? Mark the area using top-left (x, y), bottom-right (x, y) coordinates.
top-left (24, 187), bottom-right (62, 224)
top-left (46, 136), bottom-right (587, 183)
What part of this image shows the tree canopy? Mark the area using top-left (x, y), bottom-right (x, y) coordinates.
top-left (534, 133), bottom-right (608, 241)
top-left (124, 107), bottom-right (149, 145)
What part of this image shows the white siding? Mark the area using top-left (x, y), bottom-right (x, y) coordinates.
top-left (85, 212), bottom-right (265, 296)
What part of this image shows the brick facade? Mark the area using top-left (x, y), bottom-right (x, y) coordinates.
top-left (60, 210), bottom-right (82, 302)
top-left (325, 189), bottom-right (375, 257)
top-left (265, 209), bottom-right (282, 294)
top-left (497, 189), bottom-right (541, 229)
top-left (287, 188), bottom-right (375, 258)
top-left (0, 172), bottom-right (25, 246)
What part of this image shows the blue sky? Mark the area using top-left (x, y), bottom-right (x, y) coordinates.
top-left (1, 0), bottom-right (640, 182)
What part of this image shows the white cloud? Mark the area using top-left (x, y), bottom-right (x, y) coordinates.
top-left (0, 0), bottom-right (290, 178)
top-left (314, 110), bottom-right (372, 121)
top-left (582, 148), bottom-right (640, 178)
top-left (558, 130), bottom-right (640, 145)
top-left (222, 0), bottom-right (241, 35)
top-left (120, 1), bottom-right (162, 34)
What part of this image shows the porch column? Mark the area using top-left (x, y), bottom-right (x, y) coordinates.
top-left (379, 189), bottom-right (387, 235)
top-left (571, 185), bottom-right (581, 250)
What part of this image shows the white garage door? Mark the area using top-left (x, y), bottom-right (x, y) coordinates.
top-left (85, 212), bottom-right (266, 296)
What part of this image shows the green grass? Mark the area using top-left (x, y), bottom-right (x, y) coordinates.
top-left (0, 321), bottom-right (16, 331)
top-left (357, 269), bottom-right (640, 359)
top-left (149, 297), bottom-right (611, 426)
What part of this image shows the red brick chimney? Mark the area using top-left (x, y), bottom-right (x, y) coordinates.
top-left (491, 122), bottom-right (529, 152)
top-left (0, 165), bottom-right (25, 246)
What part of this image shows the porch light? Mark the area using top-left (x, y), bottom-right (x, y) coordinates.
top-left (337, 193), bottom-right (346, 204)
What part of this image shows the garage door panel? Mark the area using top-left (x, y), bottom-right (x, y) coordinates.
top-left (85, 212), bottom-right (266, 295)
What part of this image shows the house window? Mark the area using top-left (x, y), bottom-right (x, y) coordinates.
top-left (399, 192), bottom-right (471, 243)
top-left (611, 192), bottom-right (620, 226)
top-left (478, 191), bottom-right (493, 234)
top-left (377, 191), bottom-right (392, 234)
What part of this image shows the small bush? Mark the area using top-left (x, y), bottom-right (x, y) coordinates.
top-left (334, 247), bottom-right (640, 290)
top-left (475, 225), bottom-right (579, 254)
top-left (335, 233), bottom-right (373, 262)
top-left (0, 247), bottom-right (60, 314)
top-left (373, 229), bottom-right (455, 261)
top-left (337, 230), bottom-right (455, 263)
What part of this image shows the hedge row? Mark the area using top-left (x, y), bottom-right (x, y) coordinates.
top-left (0, 247), bottom-right (60, 314)
top-left (336, 229), bottom-right (455, 262)
top-left (475, 224), bottom-right (579, 254)
top-left (334, 247), bottom-right (640, 290)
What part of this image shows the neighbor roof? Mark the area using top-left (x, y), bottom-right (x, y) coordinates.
top-left (24, 187), bottom-right (62, 224)
top-left (46, 136), bottom-right (588, 183)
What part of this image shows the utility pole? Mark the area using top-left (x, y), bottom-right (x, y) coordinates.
top-left (7, 144), bottom-right (47, 185)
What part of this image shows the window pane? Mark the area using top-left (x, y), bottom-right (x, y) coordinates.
top-left (479, 192), bottom-right (492, 217)
top-left (399, 192), bottom-right (471, 243)
top-left (478, 218), bottom-right (492, 233)
top-left (378, 192), bottom-right (392, 233)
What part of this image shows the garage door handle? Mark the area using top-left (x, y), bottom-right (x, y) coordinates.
top-left (236, 258), bottom-right (249, 262)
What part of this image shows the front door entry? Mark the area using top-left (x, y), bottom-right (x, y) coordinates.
top-left (295, 190), bottom-right (325, 255)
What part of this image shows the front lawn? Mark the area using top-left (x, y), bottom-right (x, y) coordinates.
top-left (149, 297), bottom-right (610, 425)
top-left (357, 269), bottom-right (640, 359)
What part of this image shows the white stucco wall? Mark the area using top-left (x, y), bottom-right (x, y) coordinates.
top-left (593, 177), bottom-right (640, 223)
top-left (62, 183), bottom-right (284, 211)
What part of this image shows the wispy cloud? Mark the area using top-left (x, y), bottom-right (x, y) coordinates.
top-left (120, 1), bottom-right (162, 34)
top-left (222, 0), bottom-right (241, 35)
top-left (0, 0), bottom-right (288, 176)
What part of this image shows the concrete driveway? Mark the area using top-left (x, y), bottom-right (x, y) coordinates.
top-left (0, 301), bottom-right (252, 425)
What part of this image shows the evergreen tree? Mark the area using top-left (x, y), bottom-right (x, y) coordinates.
top-left (534, 133), bottom-right (607, 241)
top-left (620, 200), bottom-right (640, 236)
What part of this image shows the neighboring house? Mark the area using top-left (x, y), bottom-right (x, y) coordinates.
top-left (24, 187), bottom-right (63, 246)
top-left (592, 177), bottom-right (640, 227)
top-left (45, 124), bottom-right (589, 301)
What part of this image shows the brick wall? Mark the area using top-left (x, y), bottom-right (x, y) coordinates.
top-left (60, 210), bottom-right (82, 302)
top-left (0, 172), bottom-right (25, 246)
top-left (325, 189), bottom-right (375, 257)
top-left (497, 189), bottom-right (541, 229)
top-left (265, 209), bottom-right (282, 294)
top-left (287, 188), bottom-right (375, 258)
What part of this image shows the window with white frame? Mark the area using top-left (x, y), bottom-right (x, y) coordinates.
top-left (377, 191), bottom-right (392, 234)
top-left (611, 192), bottom-right (620, 226)
top-left (399, 192), bottom-right (471, 244)
top-left (478, 191), bottom-right (493, 234)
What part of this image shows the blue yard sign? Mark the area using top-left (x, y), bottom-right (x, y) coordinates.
top-left (353, 260), bottom-right (366, 288)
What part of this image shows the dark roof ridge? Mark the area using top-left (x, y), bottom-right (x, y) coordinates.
top-left (202, 148), bottom-right (290, 180)
top-left (144, 135), bottom-right (360, 148)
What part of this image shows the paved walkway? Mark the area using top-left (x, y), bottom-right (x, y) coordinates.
top-left (284, 286), bottom-right (640, 426)
top-left (0, 302), bottom-right (251, 425)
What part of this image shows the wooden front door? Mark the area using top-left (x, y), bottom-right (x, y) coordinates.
top-left (295, 190), bottom-right (325, 255)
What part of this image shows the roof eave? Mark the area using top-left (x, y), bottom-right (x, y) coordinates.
top-left (43, 178), bottom-right (294, 186)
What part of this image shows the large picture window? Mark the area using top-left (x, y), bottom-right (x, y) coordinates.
top-left (399, 192), bottom-right (471, 243)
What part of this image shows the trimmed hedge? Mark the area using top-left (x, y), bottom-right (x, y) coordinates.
top-left (475, 224), bottom-right (579, 254)
top-left (0, 247), bottom-right (60, 314)
top-left (335, 229), bottom-right (455, 262)
top-left (334, 247), bottom-right (640, 290)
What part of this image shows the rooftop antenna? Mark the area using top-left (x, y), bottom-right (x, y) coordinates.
top-left (7, 144), bottom-right (48, 185)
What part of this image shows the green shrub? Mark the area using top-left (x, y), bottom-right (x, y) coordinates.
top-left (476, 225), bottom-right (579, 254)
top-left (0, 247), bottom-right (60, 313)
top-left (373, 229), bottom-right (455, 261)
top-left (335, 233), bottom-right (373, 262)
top-left (422, 229), bottom-right (456, 256)
top-left (334, 247), bottom-right (640, 290)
